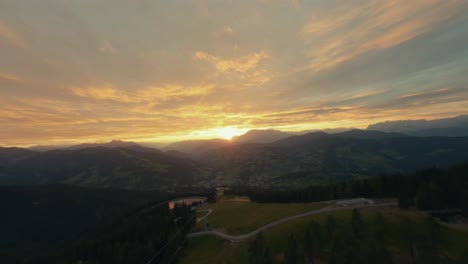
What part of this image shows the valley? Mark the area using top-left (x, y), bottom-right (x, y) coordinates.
top-left (2, 130), bottom-right (468, 189)
top-left (1, 126), bottom-right (468, 264)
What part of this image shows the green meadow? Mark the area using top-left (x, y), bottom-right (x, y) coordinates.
top-left (195, 196), bottom-right (326, 235)
top-left (182, 199), bottom-right (468, 264)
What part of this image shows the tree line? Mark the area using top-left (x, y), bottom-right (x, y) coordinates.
top-left (248, 209), bottom-right (468, 264)
top-left (11, 186), bottom-right (218, 264)
top-left (28, 203), bottom-right (196, 264)
top-left (227, 163), bottom-right (468, 215)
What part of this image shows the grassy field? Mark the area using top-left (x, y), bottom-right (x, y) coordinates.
top-left (181, 202), bottom-right (468, 264)
top-left (194, 196), bottom-right (326, 235)
top-left (196, 209), bottom-right (211, 219)
top-left (181, 236), bottom-right (249, 264)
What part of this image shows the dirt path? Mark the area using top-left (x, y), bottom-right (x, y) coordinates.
top-left (188, 202), bottom-right (397, 242)
top-left (196, 209), bottom-right (213, 223)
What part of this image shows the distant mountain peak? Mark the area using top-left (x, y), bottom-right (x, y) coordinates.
top-left (68, 140), bottom-right (141, 150)
top-left (367, 115), bottom-right (468, 136)
top-left (272, 131), bottom-right (330, 146)
top-left (334, 129), bottom-right (407, 139)
top-left (232, 129), bottom-right (291, 144)
top-left (164, 138), bottom-right (231, 154)
top-left (106, 139), bottom-right (137, 146)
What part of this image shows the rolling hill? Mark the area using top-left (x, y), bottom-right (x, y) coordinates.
top-left (164, 139), bottom-right (232, 156)
top-left (67, 139), bottom-right (142, 150)
top-left (0, 144), bottom-right (212, 190)
top-left (194, 131), bottom-right (468, 186)
top-left (0, 147), bottom-right (36, 165)
top-left (2, 132), bottom-right (468, 188)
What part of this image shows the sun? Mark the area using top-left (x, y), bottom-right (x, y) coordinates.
top-left (189, 126), bottom-right (248, 140)
top-left (216, 127), bottom-right (245, 140)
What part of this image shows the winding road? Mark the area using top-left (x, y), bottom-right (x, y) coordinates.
top-left (188, 202), bottom-right (397, 242)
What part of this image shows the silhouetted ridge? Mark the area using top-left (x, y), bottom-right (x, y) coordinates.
top-left (232, 129), bottom-right (290, 144)
top-left (333, 129), bottom-right (408, 139)
top-left (68, 140), bottom-right (142, 150)
top-left (367, 115), bottom-right (468, 136)
top-left (273, 131), bottom-right (330, 146)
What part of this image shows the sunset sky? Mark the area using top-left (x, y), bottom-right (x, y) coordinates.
top-left (1, 0), bottom-right (468, 146)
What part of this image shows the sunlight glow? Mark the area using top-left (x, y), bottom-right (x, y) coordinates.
top-left (216, 127), bottom-right (245, 140)
top-left (189, 127), bottom-right (248, 140)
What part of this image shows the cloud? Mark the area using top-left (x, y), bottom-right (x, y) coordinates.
top-left (71, 85), bottom-right (134, 102)
top-left (290, 0), bottom-right (301, 10)
top-left (0, 72), bottom-right (21, 82)
top-left (70, 83), bottom-right (214, 104)
top-left (399, 87), bottom-right (453, 100)
top-left (348, 89), bottom-right (386, 100)
top-left (193, 50), bottom-right (273, 87)
top-left (1, 0), bottom-right (468, 146)
top-left (223, 25), bottom-right (233, 33)
top-left (136, 84), bottom-right (214, 101)
top-left (300, 0), bottom-right (465, 71)
top-left (0, 21), bottom-right (26, 49)
top-left (193, 50), bottom-right (269, 73)
top-left (98, 40), bottom-right (116, 54)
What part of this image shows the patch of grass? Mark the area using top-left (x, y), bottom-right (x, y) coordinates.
top-left (197, 199), bottom-right (325, 235)
top-left (196, 210), bottom-right (211, 219)
top-left (443, 226), bottom-right (468, 259)
top-left (181, 236), bottom-right (249, 264)
top-left (182, 206), bottom-right (468, 264)
top-left (262, 208), bottom-right (425, 253)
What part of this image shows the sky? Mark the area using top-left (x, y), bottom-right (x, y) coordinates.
top-left (1, 0), bottom-right (468, 146)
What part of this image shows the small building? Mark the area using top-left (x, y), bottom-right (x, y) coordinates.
top-left (336, 197), bottom-right (374, 207)
top-left (168, 196), bottom-right (207, 210)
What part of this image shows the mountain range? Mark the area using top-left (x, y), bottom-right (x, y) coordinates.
top-left (21, 115), bottom-right (468, 154)
top-left (367, 115), bottom-right (468, 136)
top-left (2, 128), bottom-right (468, 189)
top-left (195, 130), bottom-right (468, 186)
top-left (232, 129), bottom-right (291, 143)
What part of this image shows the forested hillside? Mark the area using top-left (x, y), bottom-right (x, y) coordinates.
top-left (227, 163), bottom-right (468, 216)
top-left (0, 185), bottom-right (214, 264)
top-left (0, 146), bottom-right (211, 189)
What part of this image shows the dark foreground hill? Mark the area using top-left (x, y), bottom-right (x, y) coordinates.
top-left (0, 184), bottom-right (207, 264)
top-left (0, 185), bottom-right (164, 263)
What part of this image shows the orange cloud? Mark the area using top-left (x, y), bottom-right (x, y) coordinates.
top-left (0, 72), bottom-right (21, 82)
top-left (2, 86), bottom-right (468, 146)
top-left (1, 1), bottom-right (468, 147)
top-left (98, 39), bottom-right (116, 54)
top-left (137, 84), bottom-right (214, 99)
top-left (193, 51), bottom-right (273, 87)
top-left (0, 21), bottom-right (26, 49)
top-left (223, 25), bottom-right (233, 33)
top-left (193, 50), bottom-right (269, 73)
top-left (300, 0), bottom-right (464, 71)
top-left (71, 85), bottom-right (134, 102)
top-left (290, 0), bottom-right (301, 10)
top-left (70, 83), bottom-right (214, 104)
